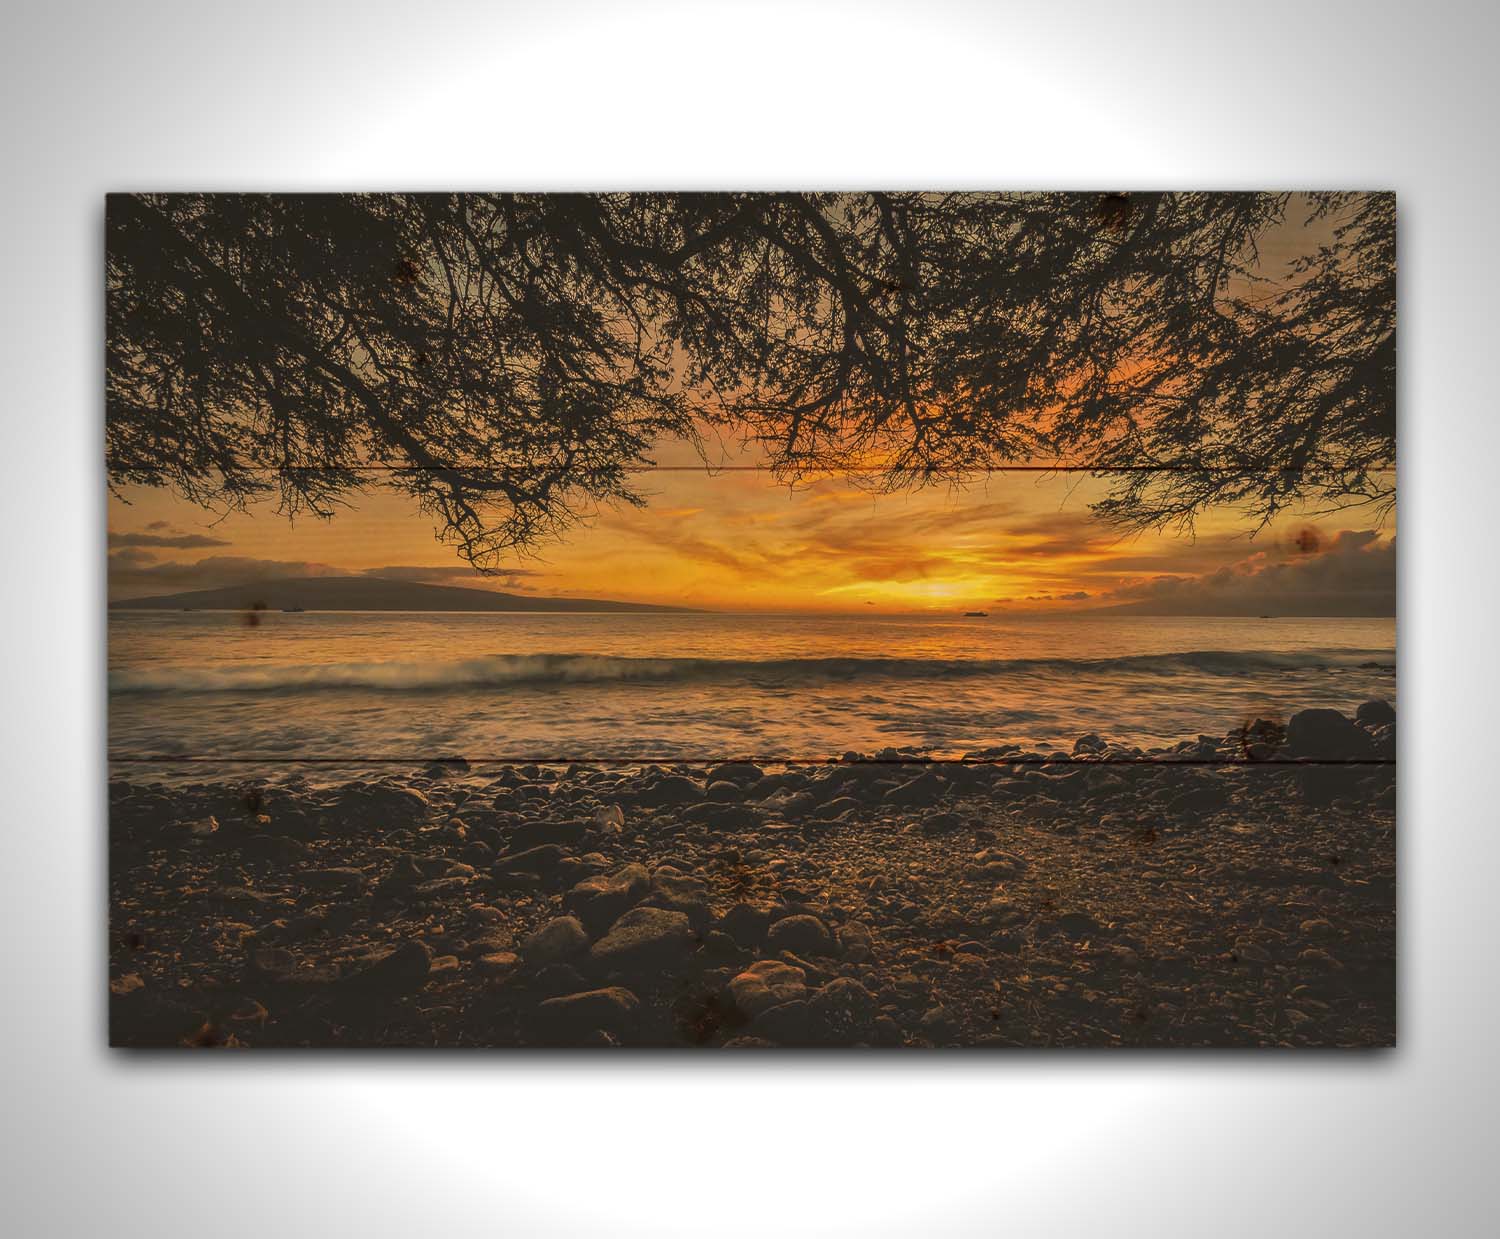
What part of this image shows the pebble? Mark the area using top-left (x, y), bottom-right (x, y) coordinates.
top-left (884, 771), bottom-right (947, 807)
top-left (767, 914), bottom-right (834, 957)
top-left (717, 901), bottom-right (775, 948)
top-left (346, 940), bottom-right (432, 990)
top-left (728, 960), bottom-right (807, 1017)
top-left (476, 951), bottom-right (521, 978)
top-left (519, 916), bottom-right (590, 965)
top-left (837, 920), bottom-right (874, 963)
top-left (535, 987), bottom-right (641, 1043)
top-left (919, 1005), bottom-right (959, 1041)
top-left (563, 864), bottom-right (650, 935)
top-left (589, 906), bottom-right (694, 972)
top-left (969, 849), bottom-right (1026, 880)
top-left (808, 978), bottom-right (878, 1043)
top-left (1056, 912), bottom-right (1101, 939)
top-left (753, 999), bottom-right (812, 1044)
top-left (708, 762), bottom-right (764, 786)
top-left (638, 775), bottom-right (703, 806)
top-left (644, 871), bottom-right (713, 929)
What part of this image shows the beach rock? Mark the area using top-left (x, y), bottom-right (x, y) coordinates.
top-left (423, 756), bottom-right (469, 777)
top-left (767, 913), bottom-right (834, 957)
top-left (504, 817), bottom-right (588, 853)
top-left (1286, 708), bottom-right (1374, 760)
top-left (883, 771), bottom-right (947, 807)
top-left (1296, 765), bottom-right (1364, 806)
top-left (708, 762), bottom-right (764, 786)
top-left (493, 843), bottom-right (567, 876)
top-left (413, 875), bottom-right (473, 901)
top-left (1073, 733), bottom-right (1108, 755)
top-left (980, 897), bottom-right (1024, 927)
top-left (705, 780), bottom-right (744, 803)
top-left (813, 796), bottom-right (862, 821)
top-left (681, 802), bottom-right (761, 829)
top-left (921, 811), bottom-right (964, 835)
top-left (590, 906), bottom-right (694, 972)
top-left (530, 964), bottom-right (593, 997)
top-left (300, 864), bottom-right (367, 894)
top-left (1356, 699), bottom-right (1396, 728)
top-left (838, 920), bottom-right (874, 963)
top-left (373, 853), bottom-right (425, 897)
top-left (592, 803), bottom-right (626, 832)
top-left (464, 921), bottom-right (515, 954)
top-left (753, 999), bottom-right (812, 1045)
top-left (563, 864), bottom-right (650, 935)
top-left (919, 1005), bottom-right (959, 1041)
top-left (182, 815), bottom-right (219, 838)
top-left (727, 959), bottom-right (807, 1017)
top-left (718, 901), bottom-right (775, 948)
top-left (637, 775), bottom-right (703, 807)
top-left (535, 987), bottom-right (641, 1044)
top-left (520, 916), bottom-right (590, 966)
top-left (969, 848), bottom-right (1027, 880)
top-left (699, 930), bottom-right (742, 964)
top-left (643, 871), bottom-right (712, 929)
top-left (805, 771), bottom-right (854, 803)
top-left (334, 783), bottom-right (430, 827)
top-left (1166, 779), bottom-right (1228, 817)
top-left (1056, 911), bottom-right (1101, 939)
top-left (345, 940), bottom-right (432, 991)
top-left (475, 951), bottom-right (521, 980)
top-left (1034, 769), bottom-right (1090, 801)
top-left (459, 836), bottom-right (494, 863)
top-left (808, 978), bottom-right (879, 1043)
top-left (774, 790), bottom-right (819, 818)
top-left (262, 807), bottom-right (321, 840)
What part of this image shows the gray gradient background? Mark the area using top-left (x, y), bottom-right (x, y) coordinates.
top-left (0, 1), bottom-right (1491, 1234)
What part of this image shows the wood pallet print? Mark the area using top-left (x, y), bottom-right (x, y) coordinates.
top-left (106, 192), bottom-right (1396, 1048)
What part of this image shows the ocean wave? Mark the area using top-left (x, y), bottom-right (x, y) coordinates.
top-left (108, 648), bottom-right (1395, 696)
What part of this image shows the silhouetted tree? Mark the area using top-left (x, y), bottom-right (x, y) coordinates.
top-left (107, 191), bottom-right (1394, 565)
top-left (107, 193), bottom-right (695, 565)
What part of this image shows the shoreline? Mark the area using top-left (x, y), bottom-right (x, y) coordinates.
top-left (109, 703), bottom-right (1397, 1048)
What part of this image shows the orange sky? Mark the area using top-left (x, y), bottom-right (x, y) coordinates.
top-left (107, 427), bottom-right (1395, 615)
top-left (106, 196), bottom-right (1394, 616)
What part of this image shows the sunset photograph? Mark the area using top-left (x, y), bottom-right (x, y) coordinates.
top-left (106, 191), bottom-right (1396, 1048)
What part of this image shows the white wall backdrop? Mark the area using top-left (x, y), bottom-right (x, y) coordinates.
top-left (0, 2), bottom-right (1493, 1235)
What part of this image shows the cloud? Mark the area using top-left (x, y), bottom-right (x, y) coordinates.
top-left (359, 565), bottom-right (544, 590)
top-left (108, 553), bottom-right (344, 595)
top-left (144, 520), bottom-right (172, 531)
top-left (1099, 530), bottom-right (1394, 616)
top-left (108, 552), bottom-right (548, 599)
top-left (109, 530), bottom-right (233, 549)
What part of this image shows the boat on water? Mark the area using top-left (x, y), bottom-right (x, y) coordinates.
top-left (963, 610), bottom-right (989, 617)
top-left (282, 606), bottom-right (306, 613)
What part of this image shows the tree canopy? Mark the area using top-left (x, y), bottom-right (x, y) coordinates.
top-left (107, 191), bottom-right (1394, 567)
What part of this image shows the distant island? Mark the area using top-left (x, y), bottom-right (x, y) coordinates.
top-left (109, 576), bottom-right (700, 614)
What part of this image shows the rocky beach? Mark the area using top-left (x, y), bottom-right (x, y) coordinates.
top-left (109, 701), bottom-right (1396, 1049)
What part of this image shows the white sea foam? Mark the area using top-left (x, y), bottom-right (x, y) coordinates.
top-left (108, 647), bottom-right (1392, 696)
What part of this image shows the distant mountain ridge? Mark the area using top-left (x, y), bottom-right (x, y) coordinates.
top-left (109, 576), bottom-right (698, 613)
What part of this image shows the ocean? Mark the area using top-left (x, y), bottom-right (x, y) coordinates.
top-left (107, 611), bottom-right (1396, 770)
